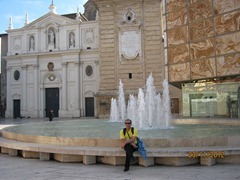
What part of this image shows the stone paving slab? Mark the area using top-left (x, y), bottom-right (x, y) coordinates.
top-left (1, 117), bottom-right (240, 179)
top-left (1, 154), bottom-right (240, 180)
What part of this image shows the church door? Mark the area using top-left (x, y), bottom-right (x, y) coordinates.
top-left (85, 97), bottom-right (94, 117)
top-left (45, 88), bottom-right (59, 117)
top-left (13, 100), bottom-right (20, 118)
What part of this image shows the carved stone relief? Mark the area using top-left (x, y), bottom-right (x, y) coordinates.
top-left (169, 63), bottom-right (190, 82)
top-left (118, 8), bottom-right (141, 60)
top-left (217, 53), bottom-right (240, 76)
top-left (14, 36), bottom-right (22, 51)
top-left (167, 8), bottom-right (187, 29)
top-left (168, 26), bottom-right (188, 46)
top-left (189, 18), bottom-right (214, 41)
top-left (190, 38), bottom-right (215, 59)
top-left (191, 58), bottom-right (216, 79)
top-left (216, 31), bottom-right (240, 55)
top-left (166, 0), bottom-right (186, 13)
top-left (168, 44), bottom-right (190, 64)
top-left (215, 10), bottom-right (240, 35)
top-left (85, 28), bottom-right (94, 44)
top-left (120, 31), bottom-right (140, 59)
top-left (188, 0), bottom-right (212, 23)
top-left (214, 0), bottom-right (240, 15)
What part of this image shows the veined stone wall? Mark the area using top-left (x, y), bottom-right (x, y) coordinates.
top-left (94, 0), bottom-right (165, 118)
top-left (164, 0), bottom-right (240, 83)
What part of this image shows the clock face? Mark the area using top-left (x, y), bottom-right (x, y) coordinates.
top-left (14, 70), bottom-right (20, 80)
top-left (85, 65), bottom-right (93, 77)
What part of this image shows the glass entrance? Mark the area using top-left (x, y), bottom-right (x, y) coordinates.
top-left (182, 82), bottom-right (240, 118)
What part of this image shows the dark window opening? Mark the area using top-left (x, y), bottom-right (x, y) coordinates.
top-left (87, 47), bottom-right (91, 49)
top-left (129, 73), bottom-right (132, 79)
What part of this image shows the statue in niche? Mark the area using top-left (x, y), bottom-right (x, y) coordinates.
top-left (69, 32), bottom-right (75, 48)
top-left (48, 29), bottom-right (55, 44)
top-left (29, 36), bottom-right (35, 51)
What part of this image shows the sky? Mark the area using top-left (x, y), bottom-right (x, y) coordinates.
top-left (0, 0), bottom-right (88, 34)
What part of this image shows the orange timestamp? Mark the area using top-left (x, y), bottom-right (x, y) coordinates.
top-left (188, 151), bottom-right (224, 158)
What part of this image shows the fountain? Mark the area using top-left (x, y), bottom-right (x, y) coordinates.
top-left (1, 76), bottom-right (240, 167)
top-left (110, 74), bottom-right (172, 130)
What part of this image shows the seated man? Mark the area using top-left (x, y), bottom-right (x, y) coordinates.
top-left (120, 119), bottom-right (138, 172)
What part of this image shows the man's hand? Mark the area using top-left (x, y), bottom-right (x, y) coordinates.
top-left (121, 142), bottom-right (126, 149)
top-left (131, 143), bottom-right (137, 148)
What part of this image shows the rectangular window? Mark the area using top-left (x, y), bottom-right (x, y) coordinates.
top-left (129, 73), bottom-right (132, 79)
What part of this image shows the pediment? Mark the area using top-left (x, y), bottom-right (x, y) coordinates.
top-left (23, 12), bottom-right (78, 30)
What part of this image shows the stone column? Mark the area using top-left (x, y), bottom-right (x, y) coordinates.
top-left (40, 86), bottom-right (45, 117)
top-left (75, 61), bottom-right (80, 110)
top-left (33, 65), bottom-right (39, 116)
top-left (22, 65), bottom-right (27, 111)
top-left (5, 66), bottom-right (12, 117)
top-left (62, 62), bottom-right (67, 111)
top-left (79, 61), bottom-right (84, 116)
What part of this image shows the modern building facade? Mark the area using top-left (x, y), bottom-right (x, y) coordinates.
top-left (1, 0), bottom-right (240, 119)
top-left (162, 0), bottom-right (240, 117)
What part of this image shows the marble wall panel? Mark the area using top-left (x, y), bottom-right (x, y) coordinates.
top-left (216, 53), bottom-right (240, 76)
top-left (214, 0), bottom-right (240, 15)
top-left (190, 37), bottom-right (215, 59)
top-left (191, 58), bottom-right (216, 79)
top-left (167, 8), bottom-right (187, 29)
top-left (168, 44), bottom-right (190, 64)
top-left (166, 0), bottom-right (187, 13)
top-left (169, 63), bottom-right (190, 81)
top-left (190, 18), bottom-right (214, 41)
top-left (189, 0), bottom-right (205, 5)
top-left (216, 31), bottom-right (240, 55)
top-left (215, 10), bottom-right (240, 35)
top-left (189, 0), bottom-right (212, 23)
top-left (168, 26), bottom-right (188, 46)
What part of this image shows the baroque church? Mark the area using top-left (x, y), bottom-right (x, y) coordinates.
top-left (1, 0), bottom-right (240, 119)
top-left (4, 1), bottom-right (99, 118)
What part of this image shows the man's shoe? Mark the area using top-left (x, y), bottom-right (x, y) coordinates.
top-left (124, 167), bottom-right (129, 172)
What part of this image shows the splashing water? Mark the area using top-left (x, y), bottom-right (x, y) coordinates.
top-left (110, 74), bottom-right (172, 130)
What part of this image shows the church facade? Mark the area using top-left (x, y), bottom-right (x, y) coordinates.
top-left (5, 4), bottom-right (99, 118)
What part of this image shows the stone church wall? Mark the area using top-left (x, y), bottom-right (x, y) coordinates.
top-left (93, 0), bottom-right (165, 118)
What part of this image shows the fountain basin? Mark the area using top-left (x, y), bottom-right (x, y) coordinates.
top-left (1, 118), bottom-right (240, 166)
top-left (2, 119), bottom-right (240, 148)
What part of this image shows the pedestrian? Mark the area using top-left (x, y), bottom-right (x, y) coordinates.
top-left (48, 110), bottom-right (54, 121)
top-left (120, 119), bottom-right (138, 172)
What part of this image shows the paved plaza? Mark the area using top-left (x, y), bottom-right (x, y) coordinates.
top-left (1, 154), bottom-right (240, 180)
top-left (0, 118), bottom-right (240, 180)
